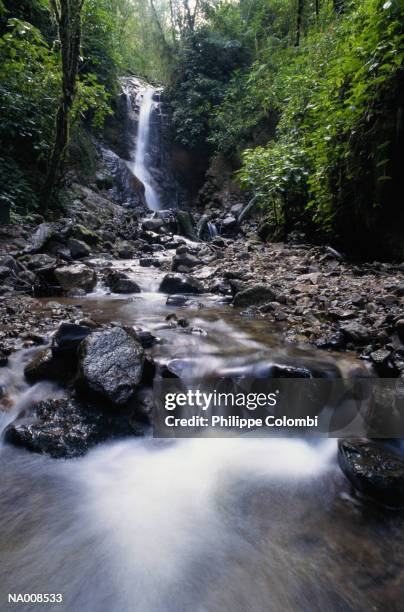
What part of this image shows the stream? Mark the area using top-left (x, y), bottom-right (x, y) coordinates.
top-left (0, 86), bottom-right (403, 612)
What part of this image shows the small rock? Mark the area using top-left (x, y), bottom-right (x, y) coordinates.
top-left (233, 284), bottom-right (277, 307)
top-left (338, 439), bottom-right (404, 508)
top-left (68, 238), bottom-right (90, 259)
top-left (105, 270), bottom-right (140, 294)
top-left (55, 263), bottom-right (96, 293)
top-left (159, 274), bottom-right (204, 295)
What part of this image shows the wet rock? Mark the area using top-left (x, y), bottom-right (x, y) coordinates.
top-left (338, 439), bottom-right (404, 508)
top-left (136, 330), bottom-right (158, 349)
top-left (24, 348), bottom-right (64, 383)
top-left (230, 203), bottom-right (244, 217)
top-left (68, 238), bottom-right (90, 259)
top-left (139, 257), bottom-right (161, 268)
top-left (171, 252), bottom-right (201, 271)
top-left (4, 398), bottom-right (142, 459)
top-left (54, 263), bottom-right (96, 293)
top-left (0, 349), bottom-right (9, 367)
top-left (221, 216), bottom-right (237, 232)
top-left (166, 294), bottom-right (189, 306)
top-left (395, 319), bottom-right (404, 343)
top-left (233, 284), bottom-right (277, 307)
top-left (176, 210), bottom-right (196, 239)
top-left (106, 270), bottom-right (140, 294)
top-left (159, 273), bottom-right (204, 295)
top-left (142, 218), bottom-right (164, 232)
top-left (340, 322), bottom-right (371, 345)
top-left (52, 322), bottom-right (93, 365)
top-left (76, 327), bottom-right (144, 406)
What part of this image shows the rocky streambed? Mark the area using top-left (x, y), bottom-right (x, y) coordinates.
top-left (1, 176), bottom-right (404, 609)
top-left (1, 176), bottom-right (404, 507)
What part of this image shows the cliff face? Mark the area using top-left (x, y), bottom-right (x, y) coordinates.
top-left (101, 77), bottom-right (185, 211)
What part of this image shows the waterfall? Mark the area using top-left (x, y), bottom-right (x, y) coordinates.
top-left (132, 88), bottom-right (161, 211)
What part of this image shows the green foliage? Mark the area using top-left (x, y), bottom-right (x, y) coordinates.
top-left (215, 0), bottom-right (404, 246)
top-left (168, 28), bottom-right (244, 147)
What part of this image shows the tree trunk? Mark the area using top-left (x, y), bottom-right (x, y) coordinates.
top-left (43, 0), bottom-right (84, 209)
top-left (295, 0), bottom-right (304, 46)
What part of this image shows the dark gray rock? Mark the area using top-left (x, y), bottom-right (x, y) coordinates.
top-left (166, 294), bottom-right (190, 306)
top-left (106, 270), bottom-right (140, 294)
top-left (139, 257), bottom-right (161, 268)
top-left (233, 284), bottom-right (277, 307)
top-left (25, 254), bottom-right (57, 271)
top-left (142, 218), bottom-right (164, 232)
top-left (24, 348), bottom-right (64, 383)
top-left (338, 439), bottom-right (404, 508)
top-left (340, 322), bottom-right (371, 345)
top-left (176, 210), bottom-right (196, 239)
top-left (172, 253), bottom-right (201, 271)
top-left (221, 216), bottom-right (237, 231)
top-left (68, 238), bottom-right (90, 259)
top-left (0, 349), bottom-right (9, 367)
top-left (4, 398), bottom-right (142, 459)
top-left (52, 322), bottom-right (92, 366)
top-left (395, 319), bottom-right (404, 343)
top-left (159, 274), bottom-right (204, 295)
top-left (77, 327), bottom-right (144, 405)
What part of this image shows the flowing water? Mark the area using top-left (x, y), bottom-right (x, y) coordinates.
top-left (131, 88), bottom-right (161, 211)
top-left (1, 87), bottom-right (404, 611)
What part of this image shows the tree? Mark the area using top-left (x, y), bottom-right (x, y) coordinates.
top-left (43, 0), bottom-right (85, 207)
top-left (295, 0), bottom-right (304, 46)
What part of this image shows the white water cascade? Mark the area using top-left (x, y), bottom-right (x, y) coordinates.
top-left (132, 88), bottom-right (161, 211)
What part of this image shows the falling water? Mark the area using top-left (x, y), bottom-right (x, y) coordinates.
top-left (132, 88), bottom-right (161, 211)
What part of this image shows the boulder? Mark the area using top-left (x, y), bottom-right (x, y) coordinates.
top-left (233, 284), bottom-right (277, 307)
top-left (68, 238), bottom-right (90, 259)
top-left (76, 327), bottom-right (144, 405)
top-left (338, 439), bottom-right (404, 508)
top-left (0, 255), bottom-right (22, 274)
top-left (221, 216), bottom-right (237, 231)
top-left (139, 257), bottom-right (161, 268)
top-left (4, 398), bottom-right (142, 459)
top-left (176, 210), bottom-right (196, 239)
top-left (171, 253), bottom-right (201, 272)
top-left (142, 218), bottom-right (164, 232)
top-left (72, 224), bottom-right (100, 245)
top-left (159, 274), bottom-right (204, 295)
top-left (52, 322), bottom-right (93, 365)
top-left (106, 270), bottom-right (141, 294)
top-left (25, 254), bottom-right (57, 271)
top-left (54, 263), bottom-right (96, 293)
